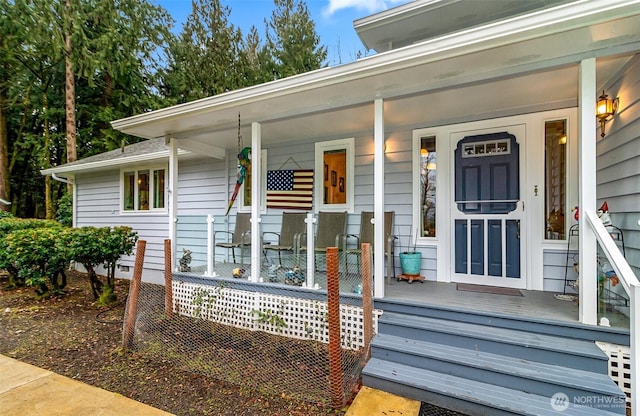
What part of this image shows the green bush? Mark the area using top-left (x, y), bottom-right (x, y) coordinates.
top-left (4, 227), bottom-right (71, 297)
top-left (56, 193), bottom-right (73, 227)
top-left (0, 218), bottom-right (60, 238)
top-left (67, 226), bottom-right (138, 300)
top-left (0, 210), bottom-right (13, 219)
top-left (0, 218), bottom-right (62, 288)
top-left (1, 219), bottom-right (137, 302)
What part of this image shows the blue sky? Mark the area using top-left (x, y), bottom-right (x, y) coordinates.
top-left (153, 0), bottom-right (408, 66)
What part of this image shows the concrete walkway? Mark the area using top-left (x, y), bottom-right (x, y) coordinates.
top-left (0, 355), bottom-right (173, 415)
top-left (346, 386), bottom-right (421, 416)
top-left (1, 354), bottom-right (419, 416)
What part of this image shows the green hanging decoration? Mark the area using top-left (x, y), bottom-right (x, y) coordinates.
top-left (225, 113), bottom-right (251, 215)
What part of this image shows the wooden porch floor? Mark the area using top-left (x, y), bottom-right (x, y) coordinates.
top-left (383, 279), bottom-right (630, 329)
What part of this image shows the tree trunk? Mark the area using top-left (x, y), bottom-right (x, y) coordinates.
top-left (42, 92), bottom-right (54, 220)
top-left (0, 89), bottom-right (9, 213)
top-left (64, 0), bottom-right (77, 194)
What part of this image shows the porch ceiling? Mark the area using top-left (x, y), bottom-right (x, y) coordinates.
top-left (112, 2), bottom-right (640, 153)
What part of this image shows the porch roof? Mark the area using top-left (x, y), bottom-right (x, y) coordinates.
top-left (108, 0), bottom-right (640, 156)
top-left (353, 0), bottom-right (575, 53)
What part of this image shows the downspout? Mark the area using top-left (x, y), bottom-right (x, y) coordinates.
top-left (51, 173), bottom-right (76, 228)
top-left (52, 172), bottom-right (73, 185)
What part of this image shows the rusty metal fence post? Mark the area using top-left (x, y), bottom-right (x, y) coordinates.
top-left (164, 239), bottom-right (173, 319)
top-left (361, 243), bottom-right (373, 361)
top-left (326, 246), bottom-right (344, 408)
top-left (123, 240), bottom-right (146, 350)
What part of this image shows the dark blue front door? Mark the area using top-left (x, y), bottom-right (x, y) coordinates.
top-left (453, 132), bottom-right (522, 286)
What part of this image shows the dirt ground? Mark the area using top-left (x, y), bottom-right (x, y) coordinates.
top-left (0, 271), bottom-right (345, 416)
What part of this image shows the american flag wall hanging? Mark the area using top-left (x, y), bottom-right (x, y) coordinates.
top-left (266, 169), bottom-right (314, 210)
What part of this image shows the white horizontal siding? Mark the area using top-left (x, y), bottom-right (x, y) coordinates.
top-left (177, 157), bottom-right (227, 215)
top-left (543, 249), bottom-right (579, 293)
top-left (75, 170), bottom-right (169, 277)
top-left (597, 55), bottom-right (640, 282)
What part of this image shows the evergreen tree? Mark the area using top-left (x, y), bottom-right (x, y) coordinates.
top-left (264, 0), bottom-right (327, 80)
top-left (1, 0), bottom-right (171, 217)
top-left (161, 0), bottom-right (246, 103)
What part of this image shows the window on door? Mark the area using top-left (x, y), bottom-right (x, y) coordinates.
top-left (122, 166), bottom-right (166, 212)
top-left (315, 138), bottom-right (354, 212)
top-left (544, 119), bottom-right (567, 240)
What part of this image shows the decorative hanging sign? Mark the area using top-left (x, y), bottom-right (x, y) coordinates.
top-left (266, 169), bottom-right (314, 210)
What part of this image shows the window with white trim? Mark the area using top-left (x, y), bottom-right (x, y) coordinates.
top-left (315, 138), bottom-right (354, 212)
top-left (122, 166), bottom-right (166, 212)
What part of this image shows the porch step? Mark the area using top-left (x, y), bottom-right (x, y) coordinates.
top-left (363, 308), bottom-right (627, 415)
top-left (363, 358), bottom-right (625, 416)
top-left (374, 298), bottom-right (630, 346)
top-left (378, 312), bottom-right (610, 373)
top-left (371, 333), bottom-right (624, 402)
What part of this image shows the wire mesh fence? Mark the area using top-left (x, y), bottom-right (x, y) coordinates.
top-left (123, 240), bottom-right (378, 408)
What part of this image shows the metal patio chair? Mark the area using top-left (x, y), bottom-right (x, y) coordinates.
top-left (263, 212), bottom-right (307, 266)
top-left (297, 211), bottom-right (347, 268)
top-left (214, 212), bottom-right (251, 265)
top-left (346, 211), bottom-right (397, 281)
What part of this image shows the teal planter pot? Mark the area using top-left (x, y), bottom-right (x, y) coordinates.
top-left (399, 252), bottom-right (422, 275)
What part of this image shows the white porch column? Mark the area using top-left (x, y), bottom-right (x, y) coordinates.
top-left (250, 122), bottom-right (262, 283)
top-left (374, 98), bottom-right (385, 298)
top-left (305, 212), bottom-right (316, 289)
top-left (168, 136), bottom-right (178, 270)
top-left (578, 58), bottom-right (598, 325)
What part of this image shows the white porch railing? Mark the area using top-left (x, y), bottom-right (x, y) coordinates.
top-left (585, 209), bottom-right (639, 414)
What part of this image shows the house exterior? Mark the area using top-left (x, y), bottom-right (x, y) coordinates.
top-left (42, 1), bottom-right (640, 411)
top-left (44, 0), bottom-right (639, 301)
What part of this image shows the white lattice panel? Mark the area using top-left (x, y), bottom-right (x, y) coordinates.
top-left (173, 280), bottom-right (381, 350)
top-left (597, 341), bottom-right (631, 407)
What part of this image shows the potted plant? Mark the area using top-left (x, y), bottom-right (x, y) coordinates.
top-left (399, 229), bottom-right (422, 276)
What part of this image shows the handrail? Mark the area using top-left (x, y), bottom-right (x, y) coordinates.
top-left (584, 208), bottom-right (638, 415)
top-left (584, 209), bottom-right (639, 293)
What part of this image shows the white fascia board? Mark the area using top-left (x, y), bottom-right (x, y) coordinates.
top-left (354, 0), bottom-right (452, 31)
top-left (173, 138), bottom-right (225, 159)
top-left (111, 0), bottom-right (640, 136)
top-left (40, 149), bottom-right (190, 175)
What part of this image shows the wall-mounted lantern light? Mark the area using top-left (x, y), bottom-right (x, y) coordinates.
top-left (596, 90), bottom-right (618, 138)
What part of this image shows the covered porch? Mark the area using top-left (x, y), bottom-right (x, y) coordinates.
top-left (112, 2), bottom-right (640, 411)
top-left (113, 0), bottom-right (640, 324)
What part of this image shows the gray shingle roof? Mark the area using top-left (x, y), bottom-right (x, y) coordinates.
top-left (65, 138), bottom-right (168, 167)
top-left (41, 138), bottom-right (170, 175)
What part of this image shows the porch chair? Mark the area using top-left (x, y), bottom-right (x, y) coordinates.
top-left (298, 211), bottom-right (347, 268)
top-left (346, 211), bottom-right (397, 281)
top-left (263, 212), bottom-right (307, 266)
top-left (214, 212), bottom-right (251, 265)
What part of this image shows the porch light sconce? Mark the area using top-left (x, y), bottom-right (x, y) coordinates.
top-left (596, 90), bottom-right (618, 138)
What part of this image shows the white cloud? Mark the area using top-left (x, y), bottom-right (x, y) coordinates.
top-left (323, 0), bottom-right (407, 17)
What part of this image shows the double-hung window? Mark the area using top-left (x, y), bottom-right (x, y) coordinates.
top-left (122, 166), bottom-right (166, 212)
